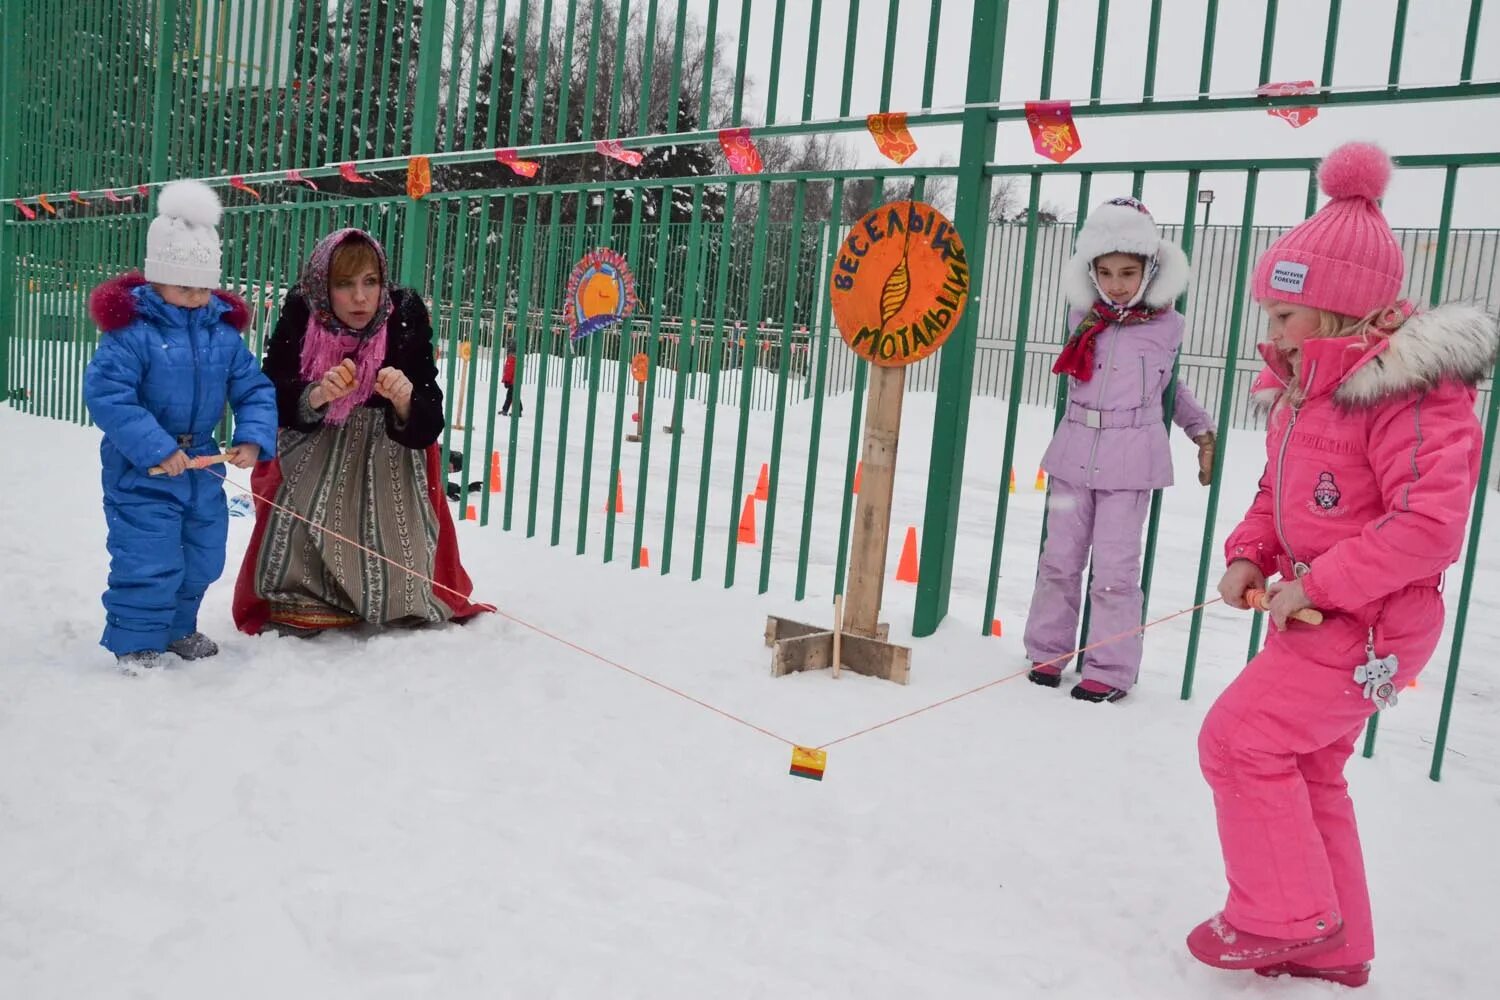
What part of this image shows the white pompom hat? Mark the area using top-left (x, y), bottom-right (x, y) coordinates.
top-left (143, 180), bottom-right (223, 289)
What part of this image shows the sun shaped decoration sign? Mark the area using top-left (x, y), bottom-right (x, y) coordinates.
top-left (829, 201), bottom-right (969, 367)
top-left (563, 249), bottom-right (638, 341)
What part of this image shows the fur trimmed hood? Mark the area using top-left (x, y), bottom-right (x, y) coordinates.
top-left (1251, 304), bottom-right (1499, 408)
top-left (1063, 199), bottom-right (1191, 310)
top-left (88, 271), bottom-right (250, 333)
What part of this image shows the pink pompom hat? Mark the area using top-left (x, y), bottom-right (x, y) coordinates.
top-left (1251, 142), bottom-right (1404, 318)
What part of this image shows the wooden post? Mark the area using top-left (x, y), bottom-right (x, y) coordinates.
top-left (844, 365), bottom-right (904, 638)
top-left (450, 344), bottom-right (470, 431)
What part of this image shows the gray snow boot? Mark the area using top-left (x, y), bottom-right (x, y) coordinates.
top-left (116, 649), bottom-right (163, 675)
top-left (167, 632), bottom-right (219, 660)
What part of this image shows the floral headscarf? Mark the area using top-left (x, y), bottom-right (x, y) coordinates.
top-left (296, 228), bottom-right (394, 424)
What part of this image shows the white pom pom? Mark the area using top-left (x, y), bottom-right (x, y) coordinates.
top-left (156, 179), bottom-right (222, 228)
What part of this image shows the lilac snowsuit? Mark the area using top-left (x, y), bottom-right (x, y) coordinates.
top-left (1024, 306), bottom-right (1214, 691)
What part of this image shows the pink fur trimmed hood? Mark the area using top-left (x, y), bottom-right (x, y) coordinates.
top-left (88, 271), bottom-right (251, 333)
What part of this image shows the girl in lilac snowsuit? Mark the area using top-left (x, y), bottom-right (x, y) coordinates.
top-left (1024, 197), bottom-right (1217, 702)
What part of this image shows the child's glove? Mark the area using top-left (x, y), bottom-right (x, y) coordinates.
top-left (1193, 432), bottom-right (1216, 486)
top-left (1354, 651), bottom-right (1400, 710)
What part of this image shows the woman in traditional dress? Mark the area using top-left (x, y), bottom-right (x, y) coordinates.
top-left (233, 228), bottom-right (489, 634)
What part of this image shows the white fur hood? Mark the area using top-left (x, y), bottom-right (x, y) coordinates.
top-left (1334, 304), bottom-right (1499, 406)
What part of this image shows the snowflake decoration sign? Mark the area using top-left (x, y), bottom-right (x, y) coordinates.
top-left (563, 249), bottom-right (638, 341)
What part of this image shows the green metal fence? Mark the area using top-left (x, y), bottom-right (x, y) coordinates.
top-left (3, 0), bottom-right (1498, 777)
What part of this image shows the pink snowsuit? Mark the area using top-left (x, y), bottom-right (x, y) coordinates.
top-left (1201, 305), bottom-right (1496, 968)
top-left (1024, 306), bottom-right (1214, 690)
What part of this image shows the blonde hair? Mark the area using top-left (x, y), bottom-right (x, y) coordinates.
top-left (1283, 304), bottom-right (1408, 404)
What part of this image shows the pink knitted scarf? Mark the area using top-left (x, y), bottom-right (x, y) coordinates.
top-left (296, 228), bottom-right (393, 425)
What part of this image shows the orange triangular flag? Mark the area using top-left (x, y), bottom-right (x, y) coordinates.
top-left (866, 112), bottom-right (918, 165)
top-left (489, 451), bottom-right (503, 493)
top-left (37, 194), bottom-right (57, 215)
top-left (895, 526), bottom-right (919, 583)
top-left (754, 462), bottom-right (769, 501)
top-left (738, 493), bottom-right (757, 544)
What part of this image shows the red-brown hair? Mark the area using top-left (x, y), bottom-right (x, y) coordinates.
top-left (330, 237), bottom-right (381, 285)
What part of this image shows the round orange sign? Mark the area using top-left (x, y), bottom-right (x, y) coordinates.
top-left (630, 352), bottom-right (650, 383)
top-left (828, 201), bottom-right (969, 367)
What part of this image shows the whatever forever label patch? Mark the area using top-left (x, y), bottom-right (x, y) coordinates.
top-left (1270, 260), bottom-right (1309, 294)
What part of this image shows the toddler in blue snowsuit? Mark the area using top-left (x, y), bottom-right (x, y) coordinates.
top-left (83, 180), bottom-right (277, 669)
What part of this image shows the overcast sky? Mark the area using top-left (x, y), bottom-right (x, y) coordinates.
top-left (697, 0), bottom-right (1500, 227)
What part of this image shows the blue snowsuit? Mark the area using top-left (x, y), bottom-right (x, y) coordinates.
top-left (83, 277), bottom-right (278, 655)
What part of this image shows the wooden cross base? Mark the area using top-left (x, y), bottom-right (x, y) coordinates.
top-left (764, 615), bottom-right (910, 685)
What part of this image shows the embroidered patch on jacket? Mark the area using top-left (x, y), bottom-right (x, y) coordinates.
top-left (1307, 471), bottom-right (1346, 517)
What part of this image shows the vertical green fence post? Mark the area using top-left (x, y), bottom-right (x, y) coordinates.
top-left (398, 0), bottom-right (448, 293)
top-left (149, 0), bottom-right (181, 188)
top-left (913, 0), bottom-right (1007, 636)
top-left (0, 0), bottom-right (25, 406)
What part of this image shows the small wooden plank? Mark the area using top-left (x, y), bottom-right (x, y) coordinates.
top-left (765, 615), bottom-right (832, 647)
top-left (769, 629), bottom-right (911, 685)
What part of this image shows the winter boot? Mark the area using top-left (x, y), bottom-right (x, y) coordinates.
top-left (1186, 912), bottom-right (1346, 970)
top-left (1070, 678), bottom-right (1127, 702)
top-left (116, 650), bottom-right (163, 675)
top-left (168, 632), bottom-right (219, 660)
top-left (1256, 961), bottom-right (1370, 988)
top-left (1027, 662), bottom-right (1064, 687)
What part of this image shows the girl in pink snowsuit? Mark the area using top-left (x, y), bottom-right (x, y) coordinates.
top-left (1188, 142), bottom-right (1498, 987)
top-left (1025, 197), bottom-right (1217, 702)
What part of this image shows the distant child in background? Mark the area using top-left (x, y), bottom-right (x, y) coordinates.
top-left (500, 337), bottom-right (522, 417)
top-left (1023, 197), bottom-right (1217, 702)
top-left (1188, 141), bottom-right (1497, 987)
top-left (84, 180), bottom-right (277, 672)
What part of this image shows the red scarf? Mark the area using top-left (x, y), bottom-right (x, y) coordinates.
top-left (1052, 300), bottom-right (1163, 382)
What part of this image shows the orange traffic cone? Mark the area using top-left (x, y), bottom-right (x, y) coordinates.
top-left (990, 618), bottom-right (1003, 637)
top-left (639, 546), bottom-right (650, 568)
top-left (1033, 466), bottom-right (1046, 491)
top-left (754, 462), bottom-right (769, 501)
top-left (895, 525), bottom-right (919, 583)
top-left (606, 470), bottom-right (625, 514)
top-left (489, 451), bottom-right (503, 493)
top-left (1009, 468), bottom-right (1017, 494)
top-left (852, 461), bottom-right (862, 494)
top-left (465, 504), bottom-right (476, 520)
top-left (738, 493), bottom-right (757, 544)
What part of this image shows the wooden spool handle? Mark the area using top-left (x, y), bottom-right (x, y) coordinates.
top-left (148, 453), bottom-right (230, 477)
top-left (1244, 587), bottom-right (1324, 626)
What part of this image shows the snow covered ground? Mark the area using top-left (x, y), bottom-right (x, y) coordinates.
top-left (2, 389), bottom-right (1498, 999)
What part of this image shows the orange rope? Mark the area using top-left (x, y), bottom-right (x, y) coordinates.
top-left (212, 466), bottom-right (800, 748)
top-left (816, 598), bottom-right (1223, 750)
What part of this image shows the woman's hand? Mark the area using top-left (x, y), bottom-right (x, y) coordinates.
top-left (1266, 579), bottom-right (1314, 631)
top-left (309, 358), bottom-right (358, 410)
top-left (1217, 559), bottom-right (1266, 610)
top-left (223, 443), bottom-right (261, 469)
top-left (374, 366), bottom-right (413, 421)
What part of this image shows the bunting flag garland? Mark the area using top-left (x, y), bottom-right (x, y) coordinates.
top-left (717, 128), bottom-right (764, 174)
top-left (595, 139), bottom-right (643, 167)
top-left (69, 191), bottom-right (88, 206)
top-left (406, 155), bottom-right (432, 199)
top-left (1258, 80), bottom-right (1319, 128)
top-left (866, 112), bottom-right (918, 165)
top-left (12, 200), bottom-right (36, 220)
top-left (339, 162), bottom-right (373, 184)
top-left (104, 189), bottom-right (133, 202)
top-left (285, 168), bottom-right (319, 190)
top-left (1025, 101), bottom-right (1082, 163)
top-left (36, 194), bottom-right (57, 215)
top-left (229, 176), bottom-right (261, 199)
top-left (495, 148), bottom-right (540, 177)
top-left (136, 184), bottom-right (148, 196)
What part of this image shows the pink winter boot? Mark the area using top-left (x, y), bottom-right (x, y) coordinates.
top-left (1256, 961), bottom-right (1371, 988)
top-left (1186, 912), bottom-right (1345, 970)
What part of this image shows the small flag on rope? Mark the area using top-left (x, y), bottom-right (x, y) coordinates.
top-left (136, 184), bottom-right (149, 196)
top-left (69, 191), bottom-right (88, 206)
top-left (1257, 80), bottom-right (1319, 128)
top-left (338, 162), bottom-right (373, 184)
top-left (790, 746), bottom-right (827, 781)
top-left (104, 188), bottom-right (132, 202)
top-left (1025, 101), bottom-right (1082, 163)
top-left (285, 168), bottom-right (319, 190)
top-left (595, 139), bottom-right (643, 167)
top-left (717, 128), bottom-right (764, 174)
top-left (406, 155), bottom-right (432, 199)
top-left (495, 148), bottom-right (540, 178)
top-left (12, 199), bottom-right (36, 220)
top-left (866, 112), bottom-right (918, 165)
top-left (36, 194), bottom-right (57, 215)
top-left (229, 176), bottom-right (261, 199)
